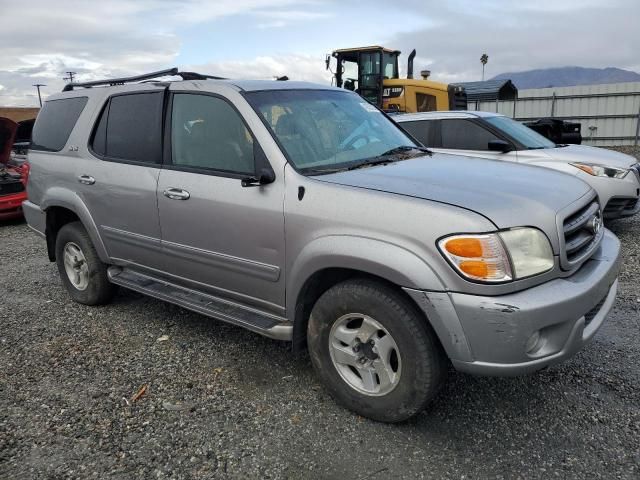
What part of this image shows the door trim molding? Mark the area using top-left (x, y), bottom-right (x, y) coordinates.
top-left (101, 225), bottom-right (162, 251)
top-left (162, 239), bottom-right (281, 282)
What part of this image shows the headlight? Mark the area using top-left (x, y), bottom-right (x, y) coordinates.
top-left (438, 228), bottom-right (554, 283)
top-left (570, 162), bottom-right (629, 179)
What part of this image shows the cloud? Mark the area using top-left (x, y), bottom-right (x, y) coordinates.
top-left (164, 0), bottom-right (320, 23)
top-left (257, 21), bottom-right (288, 29)
top-left (255, 10), bottom-right (333, 28)
top-left (187, 54), bottom-right (332, 83)
top-left (0, 0), bottom-right (185, 105)
top-left (0, 0), bottom-right (333, 105)
top-left (385, 0), bottom-right (640, 83)
top-left (1, 0), bottom-right (639, 106)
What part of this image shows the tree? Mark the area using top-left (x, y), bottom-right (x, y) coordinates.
top-left (480, 54), bottom-right (489, 81)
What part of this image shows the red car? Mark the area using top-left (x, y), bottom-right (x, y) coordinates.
top-left (0, 117), bottom-right (29, 220)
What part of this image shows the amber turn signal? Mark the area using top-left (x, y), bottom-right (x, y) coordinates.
top-left (443, 238), bottom-right (484, 258)
top-left (438, 234), bottom-right (512, 282)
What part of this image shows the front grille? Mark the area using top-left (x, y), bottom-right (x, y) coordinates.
top-left (604, 197), bottom-right (639, 217)
top-left (584, 293), bottom-right (607, 327)
top-left (561, 200), bottom-right (602, 268)
top-left (0, 180), bottom-right (25, 196)
top-left (632, 163), bottom-right (640, 182)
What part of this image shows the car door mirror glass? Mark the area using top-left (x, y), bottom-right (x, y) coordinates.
top-left (241, 167), bottom-right (275, 187)
top-left (488, 140), bottom-right (513, 153)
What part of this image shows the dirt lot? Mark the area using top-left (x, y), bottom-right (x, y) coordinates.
top-left (1, 154), bottom-right (639, 479)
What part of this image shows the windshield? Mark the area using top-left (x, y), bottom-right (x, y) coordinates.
top-left (245, 89), bottom-right (418, 173)
top-left (485, 115), bottom-right (556, 149)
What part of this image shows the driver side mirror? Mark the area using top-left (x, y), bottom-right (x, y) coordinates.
top-left (241, 167), bottom-right (276, 188)
top-left (488, 140), bottom-right (513, 153)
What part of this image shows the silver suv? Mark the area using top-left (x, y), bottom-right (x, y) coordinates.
top-left (23, 69), bottom-right (620, 422)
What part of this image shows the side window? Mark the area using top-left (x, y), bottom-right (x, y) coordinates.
top-left (400, 120), bottom-right (436, 147)
top-left (31, 97), bottom-right (88, 152)
top-left (96, 92), bottom-right (163, 163)
top-left (91, 102), bottom-right (108, 157)
top-left (171, 94), bottom-right (254, 174)
top-left (106, 92), bottom-right (164, 163)
top-left (440, 119), bottom-right (499, 150)
top-left (415, 93), bottom-right (437, 112)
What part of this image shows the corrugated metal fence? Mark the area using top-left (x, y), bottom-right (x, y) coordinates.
top-left (468, 82), bottom-right (640, 146)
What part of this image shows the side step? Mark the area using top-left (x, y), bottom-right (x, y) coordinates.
top-left (107, 267), bottom-right (292, 341)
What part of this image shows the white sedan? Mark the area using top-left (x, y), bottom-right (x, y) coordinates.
top-left (395, 111), bottom-right (640, 220)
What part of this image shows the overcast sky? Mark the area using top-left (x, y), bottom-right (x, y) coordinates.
top-left (1, 0), bottom-right (638, 106)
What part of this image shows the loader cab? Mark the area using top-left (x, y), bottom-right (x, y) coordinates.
top-left (330, 46), bottom-right (400, 108)
top-left (329, 45), bottom-right (467, 113)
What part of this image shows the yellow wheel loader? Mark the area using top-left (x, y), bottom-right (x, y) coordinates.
top-left (327, 46), bottom-right (467, 113)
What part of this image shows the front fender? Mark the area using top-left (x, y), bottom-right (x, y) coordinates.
top-left (41, 187), bottom-right (109, 262)
top-left (286, 234), bottom-right (445, 318)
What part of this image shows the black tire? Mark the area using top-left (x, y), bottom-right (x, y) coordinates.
top-left (55, 221), bottom-right (116, 305)
top-left (307, 278), bottom-right (447, 423)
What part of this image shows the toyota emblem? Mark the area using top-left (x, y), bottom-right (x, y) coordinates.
top-left (589, 215), bottom-right (602, 235)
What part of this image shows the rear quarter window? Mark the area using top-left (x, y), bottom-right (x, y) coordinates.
top-left (30, 97), bottom-right (88, 152)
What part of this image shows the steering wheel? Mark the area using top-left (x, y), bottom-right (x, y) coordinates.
top-left (344, 134), bottom-right (370, 150)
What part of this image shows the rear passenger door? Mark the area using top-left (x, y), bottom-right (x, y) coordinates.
top-left (79, 87), bottom-right (165, 271)
top-left (156, 87), bottom-right (286, 314)
top-left (399, 119), bottom-right (439, 147)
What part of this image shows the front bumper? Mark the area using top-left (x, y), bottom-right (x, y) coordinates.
top-left (0, 192), bottom-right (27, 220)
top-left (405, 229), bottom-right (620, 376)
top-left (593, 170), bottom-right (640, 219)
top-left (604, 196), bottom-right (640, 219)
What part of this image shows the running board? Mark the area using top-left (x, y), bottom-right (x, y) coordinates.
top-left (107, 267), bottom-right (292, 341)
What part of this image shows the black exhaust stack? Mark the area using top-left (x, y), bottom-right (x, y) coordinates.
top-left (407, 49), bottom-right (416, 79)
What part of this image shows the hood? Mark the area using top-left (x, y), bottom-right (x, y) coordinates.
top-left (316, 153), bottom-right (593, 231)
top-left (521, 144), bottom-right (637, 169)
top-left (0, 117), bottom-right (18, 166)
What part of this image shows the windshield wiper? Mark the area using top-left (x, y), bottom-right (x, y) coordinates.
top-left (378, 145), bottom-right (431, 157)
top-left (303, 166), bottom-right (352, 176)
top-left (346, 157), bottom-right (396, 171)
top-left (343, 146), bottom-right (431, 172)
top-left (303, 146), bottom-right (431, 176)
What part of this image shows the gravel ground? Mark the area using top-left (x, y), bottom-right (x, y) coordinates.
top-left (1, 152), bottom-right (639, 479)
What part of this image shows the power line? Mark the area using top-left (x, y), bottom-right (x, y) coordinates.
top-left (32, 83), bottom-right (46, 107)
top-left (63, 71), bottom-right (77, 83)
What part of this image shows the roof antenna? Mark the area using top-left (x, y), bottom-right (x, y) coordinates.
top-left (276, 76), bottom-right (289, 81)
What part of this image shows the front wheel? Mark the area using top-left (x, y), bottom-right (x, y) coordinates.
top-left (55, 221), bottom-right (116, 305)
top-left (307, 278), bottom-right (447, 423)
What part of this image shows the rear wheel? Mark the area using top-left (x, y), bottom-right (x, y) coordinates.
top-left (307, 278), bottom-right (446, 422)
top-left (55, 222), bottom-right (116, 305)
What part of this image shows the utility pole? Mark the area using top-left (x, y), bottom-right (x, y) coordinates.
top-left (480, 53), bottom-right (489, 81)
top-left (32, 84), bottom-right (46, 107)
top-left (63, 71), bottom-right (77, 83)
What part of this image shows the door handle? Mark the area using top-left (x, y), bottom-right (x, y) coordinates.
top-left (163, 188), bottom-right (190, 200)
top-left (77, 175), bottom-right (95, 185)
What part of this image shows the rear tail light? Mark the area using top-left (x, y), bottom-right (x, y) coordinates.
top-left (20, 161), bottom-right (30, 188)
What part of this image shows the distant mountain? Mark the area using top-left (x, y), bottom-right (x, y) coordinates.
top-left (492, 66), bottom-right (640, 89)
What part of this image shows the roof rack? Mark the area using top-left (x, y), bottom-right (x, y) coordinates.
top-left (177, 71), bottom-right (227, 81)
top-left (62, 68), bottom-right (228, 92)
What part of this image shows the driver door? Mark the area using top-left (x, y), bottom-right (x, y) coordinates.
top-left (434, 118), bottom-right (518, 162)
top-left (157, 87), bottom-right (286, 314)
